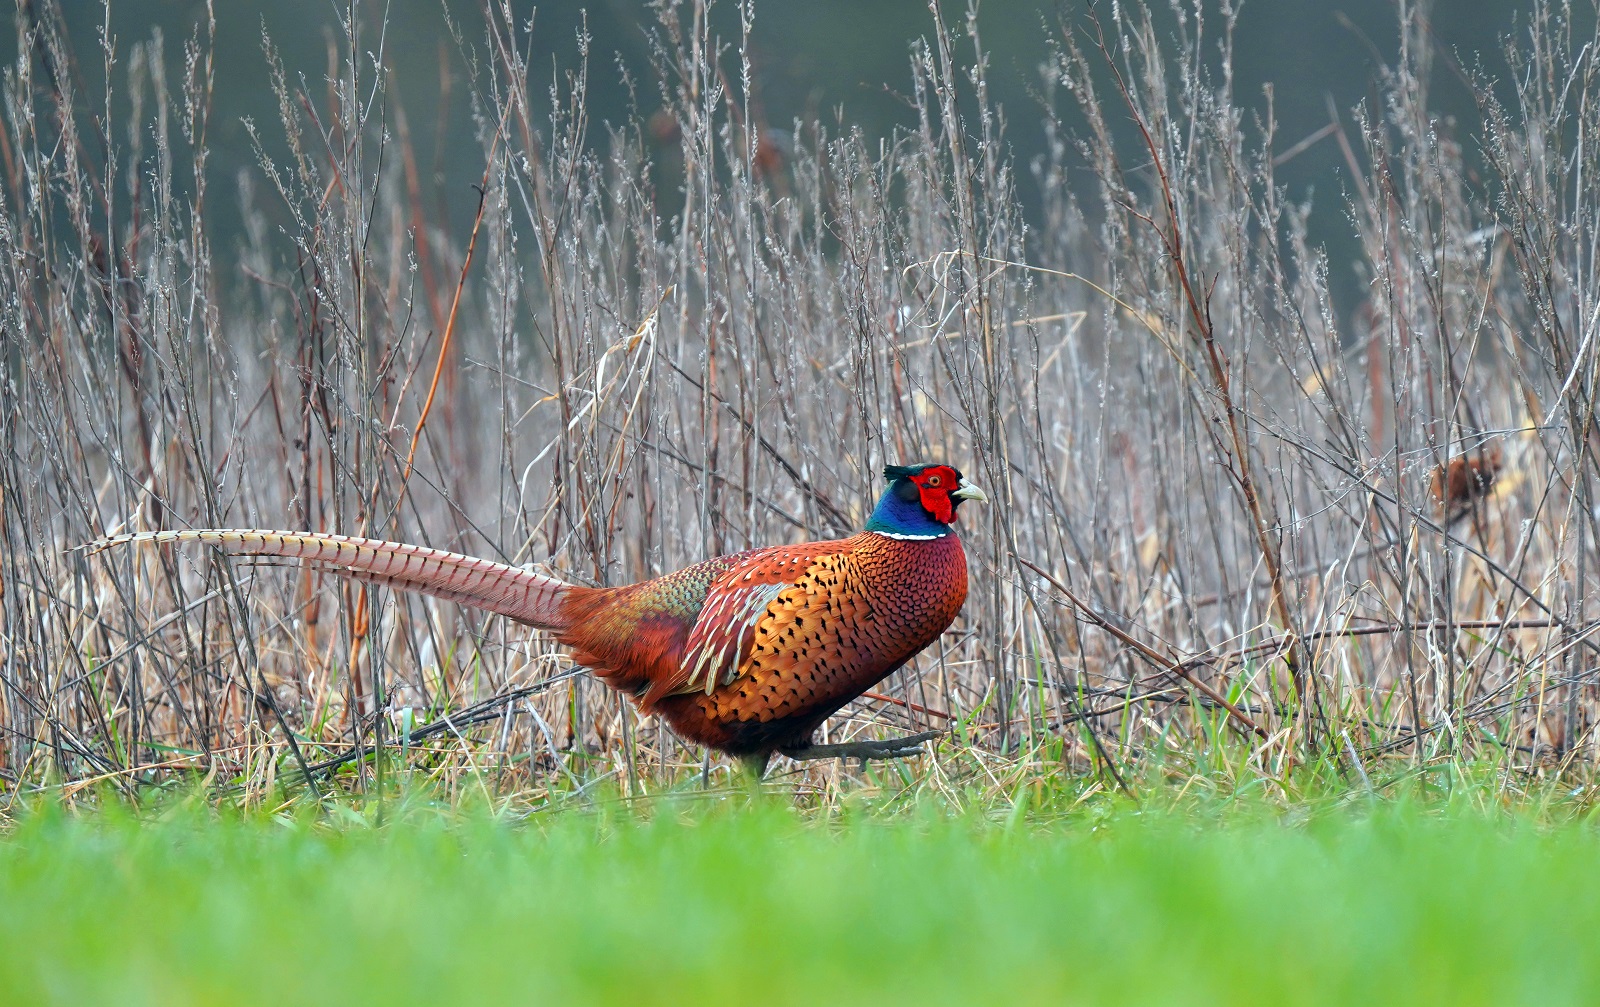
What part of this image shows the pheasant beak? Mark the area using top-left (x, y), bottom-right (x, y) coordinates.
top-left (951, 478), bottom-right (988, 504)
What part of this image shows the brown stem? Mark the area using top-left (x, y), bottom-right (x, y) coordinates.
top-left (1086, 12), bottom-right (1317, 741)
top-left (1018, 558), bottom-right (1270, 743)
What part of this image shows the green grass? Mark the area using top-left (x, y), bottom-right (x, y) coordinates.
top-left (2, 793), bottom-right (1598, 1005)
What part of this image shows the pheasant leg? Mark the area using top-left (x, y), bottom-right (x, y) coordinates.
top-left (779, 730), bottom-right (944, 763)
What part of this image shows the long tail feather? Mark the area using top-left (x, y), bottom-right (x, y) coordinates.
top-left (91, 530), bottom-right (573, 630)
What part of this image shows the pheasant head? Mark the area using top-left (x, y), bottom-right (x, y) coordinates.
top-left (864, 463), bottom-right (987, 539)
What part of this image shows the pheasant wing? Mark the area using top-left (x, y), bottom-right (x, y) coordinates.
top-left (706, 549), bottom-right (881, 725)
top-left (665, 541), bottom-right (847, 701)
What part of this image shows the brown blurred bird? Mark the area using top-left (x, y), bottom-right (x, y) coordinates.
top-left (1431, 444), bottom-right (1502, 520)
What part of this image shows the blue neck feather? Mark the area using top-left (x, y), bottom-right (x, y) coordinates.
top-left (864, 482), bottom-right (950, 538)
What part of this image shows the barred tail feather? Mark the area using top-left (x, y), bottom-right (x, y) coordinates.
top-left (92, 530), bottom-right (574, 630)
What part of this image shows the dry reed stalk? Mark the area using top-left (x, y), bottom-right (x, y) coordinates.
top-left (1, 0), bottom-right (1597, 814)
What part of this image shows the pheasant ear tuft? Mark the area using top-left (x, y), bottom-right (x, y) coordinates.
top-left (883, 463), bottom-right (925, 481)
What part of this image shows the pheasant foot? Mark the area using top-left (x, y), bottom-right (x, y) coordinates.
top-left (779, 730), bottom-right (944, 763)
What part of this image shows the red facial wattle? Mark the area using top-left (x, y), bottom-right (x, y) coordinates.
top-left (910, 466), bottom-right (960, 524)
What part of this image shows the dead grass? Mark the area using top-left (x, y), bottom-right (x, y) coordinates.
top-left (2, 0), bottom-right (1598, 817)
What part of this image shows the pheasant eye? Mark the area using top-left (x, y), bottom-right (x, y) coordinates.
top-left (926, 475), bottom-right (942, 487)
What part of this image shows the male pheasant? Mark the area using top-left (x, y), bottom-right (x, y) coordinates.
top-left (94, 463), bottom-right (985, 772)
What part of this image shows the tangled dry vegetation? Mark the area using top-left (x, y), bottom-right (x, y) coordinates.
top-left (2, 0), bottom-right (1598, 815)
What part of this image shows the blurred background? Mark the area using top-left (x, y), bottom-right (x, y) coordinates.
top-left (13, 0), bottom-right (1549, 319)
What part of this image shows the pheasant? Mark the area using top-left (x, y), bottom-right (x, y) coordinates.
top-left (93, 463), bottom-right (986, 774)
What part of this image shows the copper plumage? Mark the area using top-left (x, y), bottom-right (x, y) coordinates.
top-left (94, 463), bottom-right (986, 770)
top-left (1430, 444), bottom-right (1502, 516)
